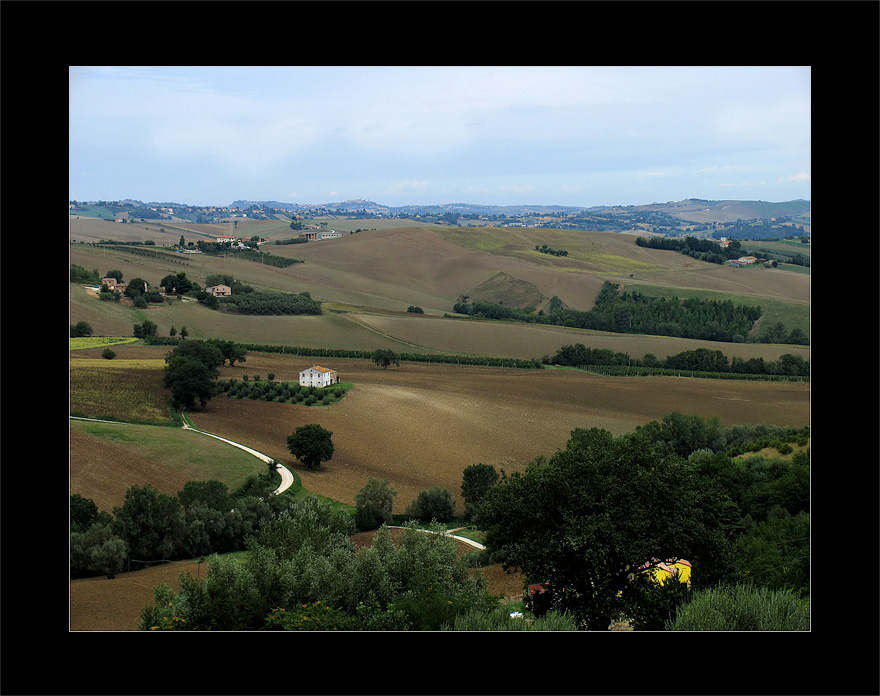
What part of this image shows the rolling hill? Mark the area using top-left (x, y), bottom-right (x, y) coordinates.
top-left (69, 218), bottom-right (810, 360)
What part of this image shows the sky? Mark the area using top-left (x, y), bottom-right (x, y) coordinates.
top-left (69, 66), bottom-right (811, 209)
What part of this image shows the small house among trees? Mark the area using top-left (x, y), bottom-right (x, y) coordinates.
top-left (205, 284), bottom-right (232, 297)
top-left (299, 365), bottom-right (339, 388)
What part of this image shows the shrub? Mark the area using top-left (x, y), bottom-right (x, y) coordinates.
top-left (101, 347), bottom-right (116, 360)
top-left (667, 585), bottom-right (809, 631)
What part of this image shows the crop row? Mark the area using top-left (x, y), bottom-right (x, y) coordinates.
top-left (215, 378), bottom-right (348, 406)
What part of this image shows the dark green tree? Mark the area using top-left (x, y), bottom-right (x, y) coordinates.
top-left (166, 339), bottom-right (225, 373)
top-left (70, 321), bottom-right (93, 338)
top-left (70, 523), bottom-right (128, 579)
top-left (112, 483), bottom-right (185, 562)
top-left (124, 277), bottom-right (148, 299)
top-left (404, 486), bottom-right (456, 522)
top-left (475, 427), bottom-right (739, 630)
top-left (207, 339), bottom-right (248, 367)
top-left (133, 319), bottom-right (158, 339)
top-left (163, 357), bottom-right (217, 410)
top-left (287, 424), bottom-right (334, 470)
top-left (371, 349), bottom-right (400, 370)
top-left (355, 478), bottom-right (397, 529)
top-left (178, 480), bottom-right (232, 512)
top-left (460, 463), bottom-right (499, 519)
top-left (70, 493), bottom-right (100, 533)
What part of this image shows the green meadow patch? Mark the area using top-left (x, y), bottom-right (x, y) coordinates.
top-left (70, 336), bottom-right (140, 351)
top-left (69, 419), bottom-right (267, 489)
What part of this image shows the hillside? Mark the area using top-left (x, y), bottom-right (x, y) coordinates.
top-left (69, 220), bottom-right (810, 359)
top-left (70, 197), bottom-right (811, 233)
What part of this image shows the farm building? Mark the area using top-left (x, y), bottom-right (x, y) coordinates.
top-left (205, 284), bottom-right (232, 297)
top-left (299, 365), bottom-right (340, 388)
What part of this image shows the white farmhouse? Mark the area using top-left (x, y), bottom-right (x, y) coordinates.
top-left (299, 365), bottom-right (339, 388)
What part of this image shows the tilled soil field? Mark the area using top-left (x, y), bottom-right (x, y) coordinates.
top-left (189, 353), bottom-right (810, 515)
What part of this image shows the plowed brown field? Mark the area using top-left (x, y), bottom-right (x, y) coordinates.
top-left (71, 346), bottom-right (810, 516)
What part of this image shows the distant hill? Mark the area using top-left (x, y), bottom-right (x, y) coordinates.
top-left (71, 197), bottom-right (810, 238)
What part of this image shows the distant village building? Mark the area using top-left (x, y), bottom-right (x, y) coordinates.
top-left (205, 284), bottom-right (232, 297)
top-left (100, 277), bottom-right (127, 294)
top-left (298, 229), bottom-right (342, 241)
top-left (299, 365), bottom-right (339, 388)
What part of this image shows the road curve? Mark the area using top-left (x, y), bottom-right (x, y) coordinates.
top-left (70, 416), bottom-right (294, 496)
top-left (181, 422), bottom-right (294, 495)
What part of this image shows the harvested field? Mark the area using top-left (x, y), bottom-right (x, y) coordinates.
top-left (186, 354), bottom-right (808, 515)
top-left (71, 345), bottom-right (810, 517)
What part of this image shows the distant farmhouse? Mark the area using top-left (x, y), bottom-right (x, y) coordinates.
top-left (100, 277), bottom-right (127, 294)
top-left (297, 229), bottom-right (342, 241)
top-left (299, 365), bottom-right (339, 388)
top-left (205, 284), bottom-right (232, 297)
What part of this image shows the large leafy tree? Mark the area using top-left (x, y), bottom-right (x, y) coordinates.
top-left (371, 349), bottom-right (400, 370)
top-left (206, 338), bottom-right (248, 367)
top-left (163, 357), bottom-right (216, 410)
top-left (475, 427), bottom-right (739, 630)
top-left (112, 484), bottom-right (185, 562)
top-left (355, 478), bottom-right (397, 529)
top-left (163, 340), bottom-right (225, 410)
top-left (287, 424), bottom-right (334, 470)
top-left (460, 463), bottom-right (499, 519)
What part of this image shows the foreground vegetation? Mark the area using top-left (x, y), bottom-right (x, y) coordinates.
top-left (71, 409), bottom-right (809, 630)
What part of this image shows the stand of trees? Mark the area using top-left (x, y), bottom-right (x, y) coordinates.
top-left (474, 413), bottom-right (810, 630)
top-left (453, 281), bottom-right (785, 345)
top-left (70, 472), bottom-right (285, 580)
top-left (636, 235), bottom-right (745, 264)
top-left (546, 343), bottom-right (809, 379)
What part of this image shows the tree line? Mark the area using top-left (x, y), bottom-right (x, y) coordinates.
top-left (452, 281), bottom-right (807, 346)
top-left (636, 234), bottom-right (746, 264)
top-left (546, 343), bottom-right (809, 379)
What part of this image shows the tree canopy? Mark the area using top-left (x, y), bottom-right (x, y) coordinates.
top-left (474, 427), bottom-right (739, 629)
top-left (371, 349), bottom-right (400, 370)
top-left (162, 340), bottom-right (225, 410)
top-left (287, 424), bottom-right (334, 470)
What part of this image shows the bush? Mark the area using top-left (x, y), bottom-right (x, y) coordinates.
top-left (405, 486), bottom-right (456, 522)
top-left (667, 585), bottom-right (809, 630)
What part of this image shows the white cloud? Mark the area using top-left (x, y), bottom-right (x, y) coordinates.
top-left (778, 171), bottom-right (811, 183)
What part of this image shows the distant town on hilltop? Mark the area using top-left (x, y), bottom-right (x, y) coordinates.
top-left (69, 197), bottom-right (810, 240)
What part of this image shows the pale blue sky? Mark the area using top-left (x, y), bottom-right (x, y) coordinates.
top-left (69, 66), bottom-right (811, 208)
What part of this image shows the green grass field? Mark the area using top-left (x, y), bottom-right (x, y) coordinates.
top-left (70, 418), bottom-right (267, 491)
